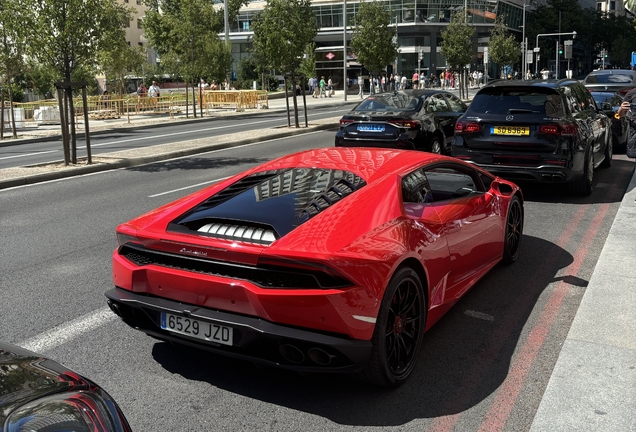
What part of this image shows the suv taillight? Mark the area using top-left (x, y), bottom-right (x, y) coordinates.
top-left (539, 124), bottom-right (578, 136)
top-left (454, 121), bottom-right (481, 134)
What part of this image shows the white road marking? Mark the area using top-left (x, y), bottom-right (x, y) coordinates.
top-left (19, 307), bottom-right (118, 353)
top-left (0, 150), bottom-right (58, 161)
top-left (464, 310), bottom-right (495, 321)
top-left (148, 177), bottom-right (231, 197)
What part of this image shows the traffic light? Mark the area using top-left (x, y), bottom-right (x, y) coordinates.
top-left (558, 44), bottom-right (563, 55)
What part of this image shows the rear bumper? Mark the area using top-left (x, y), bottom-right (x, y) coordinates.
top-left (105, 287), bottom-right (372, 372)
top-left (335, 130), bottom-right (416, 150)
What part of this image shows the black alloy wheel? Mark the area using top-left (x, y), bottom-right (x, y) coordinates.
top-left (600, 133), bottom-right (613, 168)
top-left (569, 146), bottom-right (594, 196)
top-left (360, 267), bottom-right (426, 387)
top-left (429, 136), bottom-right (442, 154)
top-left (502, 195), bottom-right (523, 264)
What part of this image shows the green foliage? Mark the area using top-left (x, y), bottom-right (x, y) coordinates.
top-left (143, 0), bottom-right (234, 86)
top-left (299, 43), bottom-right (316, 79)
top-left (238, 57), bottom-right (260, 82)
top-left (0, 0), bottom-right (28, 102)
top-left (252, 0), bottom-right (318, 75)
top-left (440, 10), bottom-right (474, 69)
top-left (489, 15), bottom-right (520, 71)
top-left (98, 23), bottom-right (146, 96)
top-left (1, 83), bottom-right (24, 102)
top-left (350, 1), bottom-right (398, 76)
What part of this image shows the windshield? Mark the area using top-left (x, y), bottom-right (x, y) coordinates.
top-left (584, 73), bottom-right (635, 84)
top-left (354, 94), bottom-right (421, 112)
top-left (468, 88), bottom-right (564, 117)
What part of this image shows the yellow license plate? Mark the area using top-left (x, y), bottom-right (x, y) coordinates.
top-left (491, 126), bottom-right (530, 136)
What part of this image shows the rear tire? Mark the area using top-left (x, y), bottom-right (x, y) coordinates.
top-left (600, 135), bottom-right (612, 168)
top-left (569, 146), bottom-right (593, 196)
top-left (501, 195), bottom-right (523, 264)
top-left (359, 267), bottom-right (426, 387)
top-left (429, 136), bottom-right (442, 154)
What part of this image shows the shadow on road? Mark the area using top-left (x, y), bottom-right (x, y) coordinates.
top-left (127, 156), bottom-right (268, 173)
top-left (151, 234), bottom-right (573, 427)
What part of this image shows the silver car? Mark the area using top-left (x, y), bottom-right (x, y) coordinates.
top-left (583, 69), bottom-right (636, 96)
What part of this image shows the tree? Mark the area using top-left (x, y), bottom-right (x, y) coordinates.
top-left (98, 29), bottom-right (146, 98)
top-left (0, 0), bottom-right (28, 139)
top-left (440, 10), bottom-right (474, 99)
top-left (350, 1), bottom-right (398, 94)
top-left (24, 0), bottom-right (134, 164)
top-left (143, 0), bottom-right (237, 117)
top-left (252, 0), bottom-right (318, 128)
top-left (489, 15), bottom-right (521, 78)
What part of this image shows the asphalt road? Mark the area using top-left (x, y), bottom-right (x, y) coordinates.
top-left (0, 105), bottom-right (354, 170)
top-left (0, 131), bottom-right (632, 431)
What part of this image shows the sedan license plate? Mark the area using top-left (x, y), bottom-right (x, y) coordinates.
top-left (357, 124), bottom-right (385, 132)
top-left (491, 126), bottom-right (530, 136)
top-left (161, 312), bottom-right (233, 346)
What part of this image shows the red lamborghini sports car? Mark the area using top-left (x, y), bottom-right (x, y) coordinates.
top-left (106, 147), bottom-right (523, 386)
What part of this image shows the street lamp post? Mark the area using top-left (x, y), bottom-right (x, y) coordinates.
top-left (522, 1), bottom-right (526, 79)
top-left (535, 31), bottom-right (576, 78)
top-left (343, 0), bottom-right (347, 101)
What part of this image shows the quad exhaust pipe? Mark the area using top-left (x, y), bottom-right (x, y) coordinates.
top-left (279, 344), bottom-right (334, 366)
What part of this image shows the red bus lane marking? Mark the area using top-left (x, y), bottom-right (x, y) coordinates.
top-left (427, 205), bottom-right (589, 432)
top-left (477, 201), bottom-right (611, 432)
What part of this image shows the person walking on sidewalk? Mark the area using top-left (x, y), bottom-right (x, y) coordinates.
top-left (319, 76), bottom-right (326, 98)
top-left (357, 75), bottom-right (364, 99)
top-left (615, 88), bottom-right (636, 157)
top-left (327, 77), bottom-right (333, 97)
top-left (412, 71), bottom-right (419, 89)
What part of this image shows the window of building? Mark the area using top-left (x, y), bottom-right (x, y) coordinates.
top-left (138, 42), bottom-right (143, 48)
top-left (597, 2), bottom-right (603, 9)
top-left (609, 1), bottom-right (616, 9)
top-left (136, 0), bottom-right (141, 4)
top-left (137, 19), bottom-right (142, 29)
top-left (125, 20), bottom-right (130, 28)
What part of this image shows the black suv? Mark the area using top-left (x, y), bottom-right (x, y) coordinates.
top-left (452, 79), bottom-right (612, 195)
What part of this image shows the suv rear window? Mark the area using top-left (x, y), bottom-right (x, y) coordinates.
top-left (468, 88), bottom-right (565, 117)
top-left (584, 72), bottom-right (635, 84)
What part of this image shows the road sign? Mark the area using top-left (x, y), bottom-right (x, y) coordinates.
top-left (326, 52), bottom-right (335, 60)
top-left (564, 40), bottom-right (573, 45)
top-left (564, 45), bottom-right (572, 59)
top-left (527, 50), bottom-right (533, 63)
top-left (533, 47), bottom-right (540, 52)
top-left (483, 46), bottom-right (489, 64)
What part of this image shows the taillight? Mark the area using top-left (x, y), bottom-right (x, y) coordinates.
top-left (539, 124), bottom-right (577, 136)
top-left (619, 88), bottom-right (633, 96)
top-left (339, 118), bottom-right (354, 126)
top-left (455, 121), bottom-right (481, 134)
top-left (389, 119), bottom-right (421, 128)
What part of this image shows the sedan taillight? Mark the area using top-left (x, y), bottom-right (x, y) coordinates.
top-left (339, 118), bottom-right (355, 126)
top-left (388, 119), bottom-right (421, 128)
top-left (454, 121), bottom-right (481, 134)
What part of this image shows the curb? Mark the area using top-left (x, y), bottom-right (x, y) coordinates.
top-left (0, 101), bottom-right (356, 147)
top-left (0, 122), bottom-right (338, 190)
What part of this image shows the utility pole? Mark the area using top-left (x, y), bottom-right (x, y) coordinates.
top-left (343, 0), bottom-right (347, 101)
top-left (556, 11), bottom-right (561, 79)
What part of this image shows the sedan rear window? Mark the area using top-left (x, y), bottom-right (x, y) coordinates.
top-left (355, 94), bottom-right (420, 111)
top-left (468, 88), bottom-right (564, 117)
top-left (584, 73), bottom-right (635, 84)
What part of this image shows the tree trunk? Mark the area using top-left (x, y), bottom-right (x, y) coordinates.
top-left (301, 75), bottom-right (308, 127)
top-left (0, 90), bottom-right (4, 140)
top-left (199, 83), bottom-right (203, 117)
top-left (291, 72), bottom-right (299, 128)
top-left (186, 82), bottom-right (189, 118)
top-left (192, 83), bottom-right (197, 118)
top-left (284, 76), bottom-right (290, 127)
top-left (6, 72), bottom-right (17, 139)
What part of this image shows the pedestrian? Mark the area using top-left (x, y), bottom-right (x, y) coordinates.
top-left (615, 88), bottom-right (636, 157)
top-left (526, 69), bottom-right (532, 80)
top-left (148, 81), bottom-right (160, 98)
top-left (401, 75), bottom-right (407, 90)
top-left (395, 73), bottom-right (400, 91)
top-left (327, 76), bottom-right (333, 97)
top-left (389, 73), bottom-right (395, 91)
top-left (308, 77), bottom-right (314, 97)
top-left (357, 74), bottom-right (364, 99)
top-left (319, 76), bottom-right (326, 98)
top-left (412, 71), bottom-right (419, 89)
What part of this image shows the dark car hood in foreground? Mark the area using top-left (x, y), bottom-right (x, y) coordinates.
top-left (0, 343), bottom-right (73, 423)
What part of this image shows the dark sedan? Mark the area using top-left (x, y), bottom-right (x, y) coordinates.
top-left (335, 90), bottom-right (467, 154)
top-left (591, 91), bottom-right (630, 151)
top-left (583, 69), bottom-right (636, 96)
top-left (0, 342), bottom-right (131, 431)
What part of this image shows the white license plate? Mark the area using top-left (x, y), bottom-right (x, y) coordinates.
top-left (357, 124), bottom-right (385, 132)
top-left (160, 312), bottom-right (233, 346)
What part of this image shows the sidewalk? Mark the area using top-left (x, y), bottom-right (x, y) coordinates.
top-left (2, 89), bottom-right (632, 431)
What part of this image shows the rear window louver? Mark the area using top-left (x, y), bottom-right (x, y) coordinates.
top-left (296, 178), bottom-right (358, 224)
top-left (195, 171), bottom-right (279, 211)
